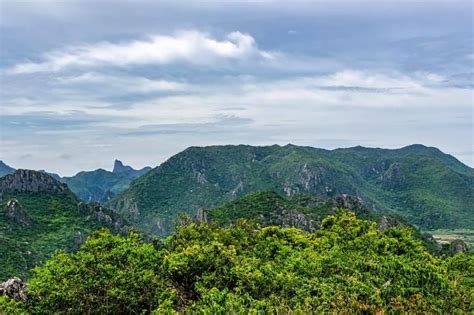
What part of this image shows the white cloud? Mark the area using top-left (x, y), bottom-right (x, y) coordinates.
top-left (57, 72), bottom-right (189, 93)
top-left (9, 31), bottom-right (274, 74)
top-left (2, 69), bottom-right (472, 174)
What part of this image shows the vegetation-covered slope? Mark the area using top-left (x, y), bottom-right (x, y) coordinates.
top-left (207, 191), bottom-right (446, 253)
top-left (208, 191), bottom-right (371, 230)
top-left (0, 161), bottom-right (15, 177)
top-left (2, 212), bottom-right (472, 313)
top-left (110, 144), bottom-right (473, 235)
top-left (0, 170), bottom-right (128, 279)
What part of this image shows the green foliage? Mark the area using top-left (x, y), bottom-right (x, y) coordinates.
top-left (0, 295), bottom-right (27, 315)
top-left (445, 254), bottom-right (474, 309)
top-left (0, 192), bottom-right (126, 280)
top-left (28, 229), bottom-right (166, 314)
top-left (208, 191), bottom-right (312, 226)
top-left (110, 144), bottom-right (474, 235)
top-left (209, 191), bottom-right (442, 255)
top-left (20, 212), bottom-right (472, 313)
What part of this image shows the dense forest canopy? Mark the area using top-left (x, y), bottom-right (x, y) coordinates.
top-left (2, 211), bottom-right (472, 314)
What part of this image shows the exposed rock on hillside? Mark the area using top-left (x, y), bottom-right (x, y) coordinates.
top-left (377, 215), bottom-right (403, 232)
top-left (78, 202), bottom-right (130, 234)
top-left (4, 199), bottom-right (31, 227)
top-left (334, 194), bottom-right (364, 210)
top-left (0, 277), bottom-right (27, 302)
top-left (195, 208), bottom-right (208, 223)
top-left (448, 239), bottom-right (469, 254)
top-left (0, 169), bottom-right (131, 279)
top-left (0, 170), bottom-right (69, 195)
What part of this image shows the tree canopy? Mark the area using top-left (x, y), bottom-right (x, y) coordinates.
top-left (2, 211), bottom-right (473, 314)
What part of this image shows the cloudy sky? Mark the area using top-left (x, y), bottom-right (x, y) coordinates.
top-left (0, 0), bottom-right (472, 175)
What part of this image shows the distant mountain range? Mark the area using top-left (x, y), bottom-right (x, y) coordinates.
top-left (0, 160), bottom-right (152, 202)
top-left (1, 143), bottom-right (472, 279)
top-left (0, 161), bottom-right (15, 177)
top-left (108, 144), bottom-right (473, 235)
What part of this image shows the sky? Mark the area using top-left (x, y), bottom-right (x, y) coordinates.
top-left (0, 0), bottom-right (473, 176)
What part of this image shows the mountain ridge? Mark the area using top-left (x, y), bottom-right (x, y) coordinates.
top-left (109, 144), bottom-right (473, 235)
top-left (0, 161), bottom-right (15, 177)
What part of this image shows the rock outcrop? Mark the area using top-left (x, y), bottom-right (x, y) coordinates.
top-left (334, 194), bottom-right (364, 210)
top-left (0, 277), bottom-right (27, 302)
top-left (4, 199), bottom-right (31, 227)
top-left (449, 239), bottom-right (469, 254)
top-left (271, 209), bottom-right (317, 232)
top-left (0, 169), bottom-right (69, 195)
top-left (195, 208), bottom-right (208, 223)
top-left (377, 215), bottom-right (403, 232)
top-left (77, 202), bottom-right (129, 234)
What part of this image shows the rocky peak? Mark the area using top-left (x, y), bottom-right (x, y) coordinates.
top-left (113, 159), bottom-right (152, 176)
top-left (112, 160), bottom-right (135, 174)
top-left (0, 169), bottom-right (69, 195)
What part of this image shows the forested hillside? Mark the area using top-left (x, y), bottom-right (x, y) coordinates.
top-left (110, 144), bottom-right (474, 235)
top-left (0, 170), bottom-right (129, 279)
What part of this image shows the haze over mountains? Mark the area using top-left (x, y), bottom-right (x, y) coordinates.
top-left (0, 160), bottom-right (152, 202)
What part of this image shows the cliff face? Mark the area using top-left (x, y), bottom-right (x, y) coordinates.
top-left (0, 169), bottom-right (69, 195)
top-left (4, 199), bottom-right (31, 227)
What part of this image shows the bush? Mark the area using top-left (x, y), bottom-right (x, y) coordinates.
top-left (18, 212), bottom-right (472, 313)
top-left (0, 295), bottom-right (27, 315)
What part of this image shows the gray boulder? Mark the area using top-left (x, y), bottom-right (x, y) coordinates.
top-left (0, 277), bottom-right (27, 302)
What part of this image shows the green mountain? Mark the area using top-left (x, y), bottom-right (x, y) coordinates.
top-left (0, 170), bottom-right (129, 280)
top-left (60, 160), bottom-right (151, 202)
top-left (0, 161), bottom-right (15, 177)
top-left (109, 144), bottom-right (473, 235)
